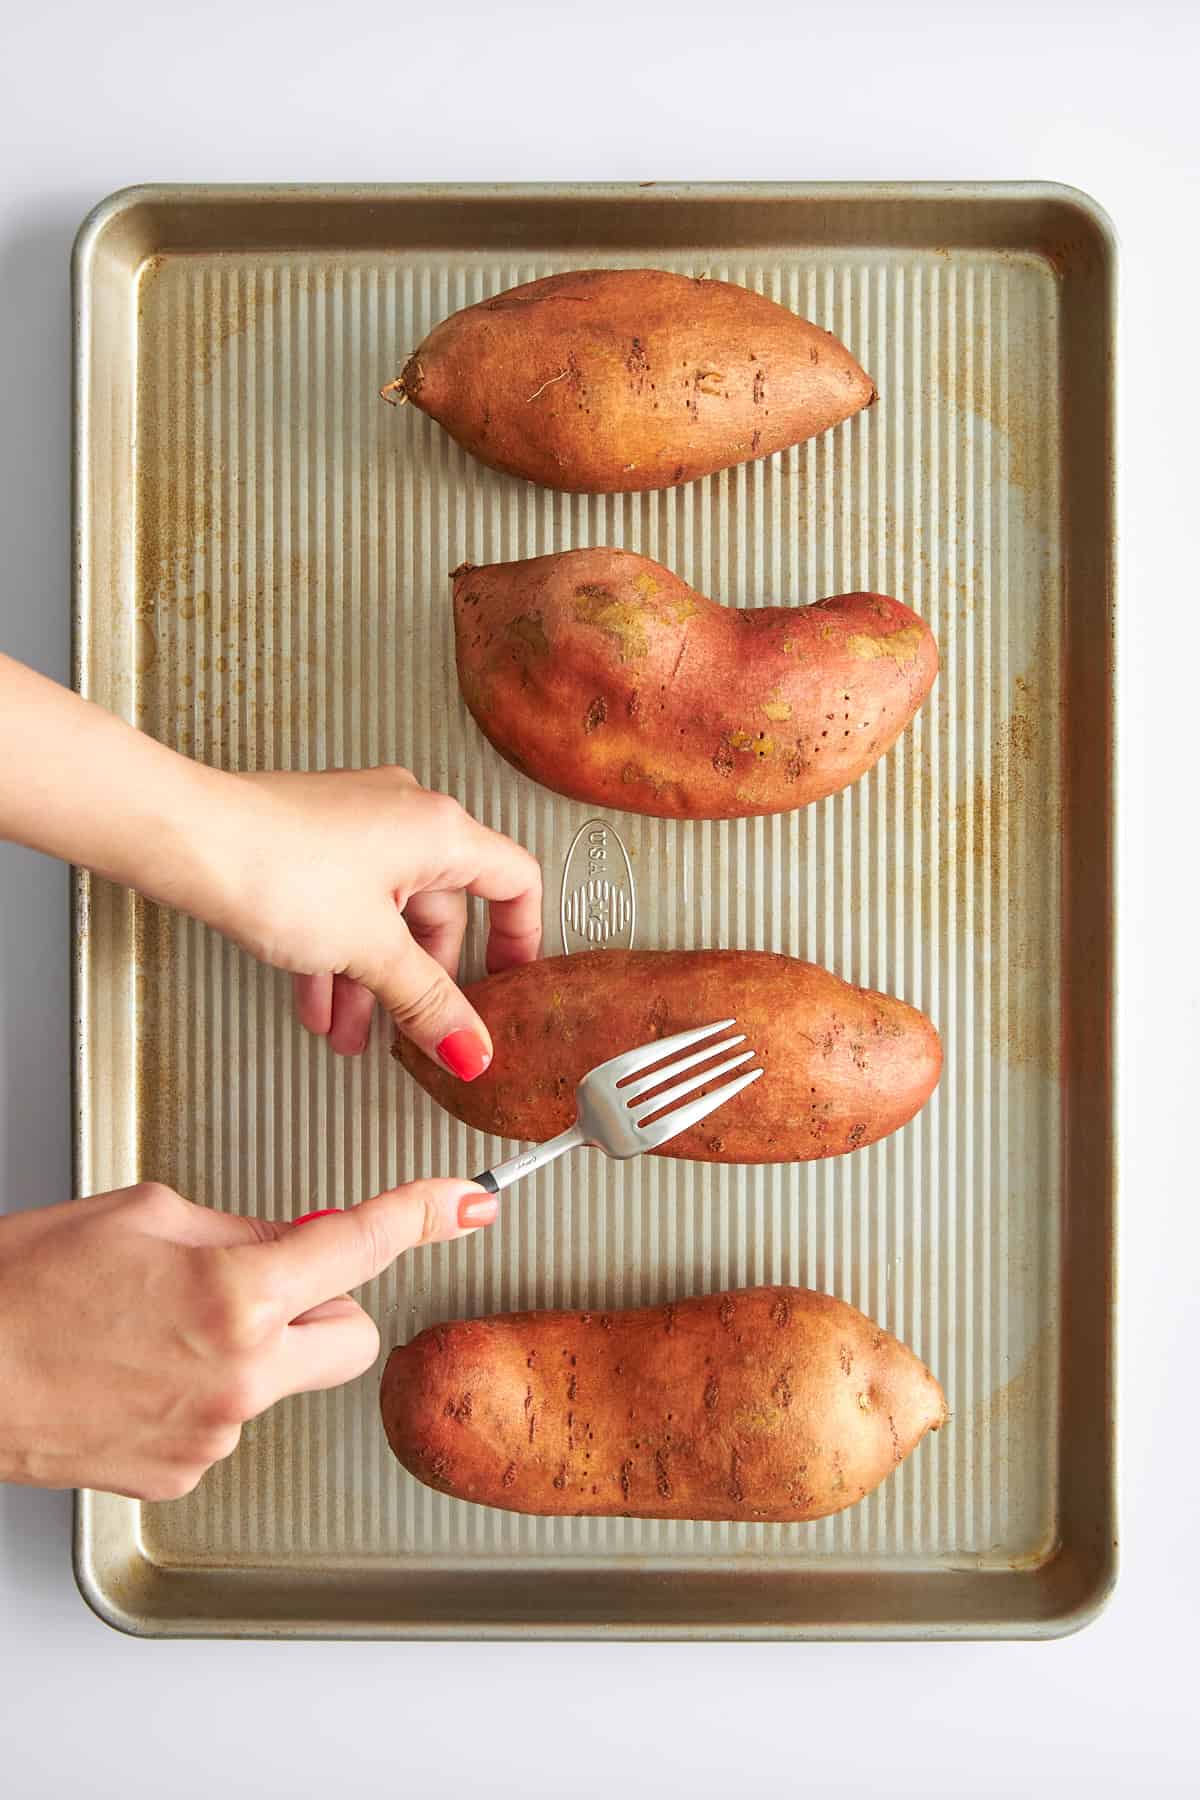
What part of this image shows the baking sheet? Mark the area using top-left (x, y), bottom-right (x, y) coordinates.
top-left (72, 184), bottom-right (1115, 1637)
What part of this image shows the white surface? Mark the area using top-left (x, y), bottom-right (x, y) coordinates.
top-left (0, 0), bottom-right (1193, 1793)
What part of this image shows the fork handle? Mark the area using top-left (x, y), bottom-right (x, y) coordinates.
top-left (471, 1124), bottom-right (587, 1196)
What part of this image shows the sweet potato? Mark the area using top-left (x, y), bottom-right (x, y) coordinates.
top-left (383, 268), bottom-right (874, 493)
top-left (381, 1286), bottom-right (947, 1522)
top-left (394, 950), bottom-right (941, 1163)
top-left (453, 548), bottom-right (937, 818)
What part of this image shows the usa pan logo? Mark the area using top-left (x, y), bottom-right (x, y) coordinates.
top-left (563, 877), bottom-right (633, 944)
top-left (560, 819), bottom-right (636, 954)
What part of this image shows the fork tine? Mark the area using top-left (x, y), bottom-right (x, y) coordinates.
top-left (621, 1033), bottom-right (746, 1100)
top-left (633, 1049), bottom-right (756, 1123)
top-left (596, 1018), bottom-right (736, 1081)
top-left (638, 1066), bottom-right (764, 1150)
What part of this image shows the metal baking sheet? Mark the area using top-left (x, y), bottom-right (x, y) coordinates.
top-left (72, 183), bottom-right (1116, 1639)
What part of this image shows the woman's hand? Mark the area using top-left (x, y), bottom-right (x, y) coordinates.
top-left (0, 656), bottom-right (542, 1077)
top-left (227, 767), bottom-right (542, 1072)
top-left (0, 1179), bottom-right (495, 1499)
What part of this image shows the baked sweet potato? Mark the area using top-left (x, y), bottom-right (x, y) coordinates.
top-left (381, 1286), bottom-right (947, 1522)
top-left (453, 548), bottom-right (937, 818)
top-left (382, 268), bottom-right (874, 493)
top-left (394, 950), bottom-right (941, 1163)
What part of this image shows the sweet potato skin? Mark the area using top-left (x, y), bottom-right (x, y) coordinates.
top-left (390, 268), bottom-right (874, 493)
top-left (394, 950), bottom-right (941, 1163)
top-left (453, 548), bottom-right (938, 818)
top-left (381, 1287), bottom-right (947, 1522)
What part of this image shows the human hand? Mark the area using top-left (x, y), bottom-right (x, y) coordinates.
top-left (0, 663), bottom-right (541, 1075)
top-left (0, 1178), bottom-right (495, 1499)
top-left (223, 767), bottom-right (542, 1072)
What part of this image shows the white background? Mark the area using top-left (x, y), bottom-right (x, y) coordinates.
top-left (0, 2), bottom-right (1194, 1794)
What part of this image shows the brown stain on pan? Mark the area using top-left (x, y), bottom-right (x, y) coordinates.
top-left (197, 280), bottom-right (279, 388)
top-left (136, 256), bottom-right (322, 771)
top-left (132, 894), bottom-right (186, 1194)
top-left (940, 622), bottom-right (1063, 1075)
top-left (136, 356), bottom-right (319, 770)
top-left (971, 1326), bottom-right (1053, 1439)
top-left (947, 262), bottom-right (1057, 504)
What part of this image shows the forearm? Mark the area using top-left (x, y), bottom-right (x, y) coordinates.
top-left (0, 653), bottom-right (255, 923)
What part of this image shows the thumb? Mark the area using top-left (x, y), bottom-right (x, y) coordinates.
top-left (263, 1179), bottom-right (499, 1313)
top-left (364, 919), bottom-right (494, 1081)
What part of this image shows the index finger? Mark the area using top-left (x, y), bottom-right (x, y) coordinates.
top-left (248, 1179), bottom-right (495, 1313)
top-left (441, 814), bottom-right (544, 970)
top-left (482, 890), bottom-right (543, 972)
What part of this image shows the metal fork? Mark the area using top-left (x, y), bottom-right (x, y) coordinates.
top-left (471, 1020), bottom-right (762, 1194)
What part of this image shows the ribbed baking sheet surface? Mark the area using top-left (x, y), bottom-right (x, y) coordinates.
top-left (120, 241), bottom-right (1061, 1575)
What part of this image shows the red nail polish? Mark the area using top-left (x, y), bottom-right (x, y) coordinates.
top-left (293, 1209), bottom-right (341, 1227)
top-left (436, 1029), bottom-right (492, 1082)
top-left (458, 1192), bottom-right (499, 1228)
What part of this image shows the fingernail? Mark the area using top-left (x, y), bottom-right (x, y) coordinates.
top-left (436, 1029), bottom-right (492, 1082)
top-left (293, 1209), bottom-right (341, 1227)
top-left (457, 1191), bottom-right (499, 1229)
